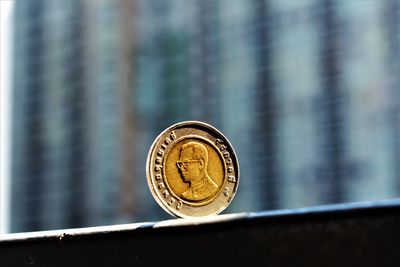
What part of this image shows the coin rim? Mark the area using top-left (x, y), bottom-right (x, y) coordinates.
top-left (145, 120), bottom-right (240, 218)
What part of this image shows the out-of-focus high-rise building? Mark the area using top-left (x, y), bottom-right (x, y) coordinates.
top-left (12, 0), bottom-right (91, 232)
top-left (10, 0), bottom-right (400, 233)
top-left (11, 0), bottom-right (141, 232)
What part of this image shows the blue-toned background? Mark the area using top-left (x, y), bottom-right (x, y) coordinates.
top-left (9, 0), bottom-right (400, 232)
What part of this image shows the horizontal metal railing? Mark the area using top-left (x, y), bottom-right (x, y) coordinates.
top-left (2, 199), bottom-right (400, 266)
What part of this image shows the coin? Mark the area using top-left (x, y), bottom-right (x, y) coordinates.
top-left (146, 121), bottom-right (240, 218)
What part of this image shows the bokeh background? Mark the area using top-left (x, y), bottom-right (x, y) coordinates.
top-left (7, 0), bottom-right (400, 233)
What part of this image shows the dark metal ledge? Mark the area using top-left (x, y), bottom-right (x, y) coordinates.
top-left (2, 199), bottom-right (400, 266)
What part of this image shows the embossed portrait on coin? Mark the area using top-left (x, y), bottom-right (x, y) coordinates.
top-left (176, 142), bottom-right (218, 201)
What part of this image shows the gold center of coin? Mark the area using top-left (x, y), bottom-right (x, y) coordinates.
top-left (164, 138), bottom-right (224, 205)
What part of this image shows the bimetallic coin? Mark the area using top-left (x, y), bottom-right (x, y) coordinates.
top-left (146, 121), bottom-right (240, 218)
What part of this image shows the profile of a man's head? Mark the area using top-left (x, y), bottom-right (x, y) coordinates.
top-left (176, 142), bottom-right (208, 183)
top-left (176, 141), bottom-right (218, 201)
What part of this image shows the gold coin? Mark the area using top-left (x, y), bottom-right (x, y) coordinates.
top-left (146, 121), bottom-right (240, 218)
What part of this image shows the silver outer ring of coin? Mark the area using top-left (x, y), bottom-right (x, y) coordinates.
top-left (145, 120), bottom-right (240, 218)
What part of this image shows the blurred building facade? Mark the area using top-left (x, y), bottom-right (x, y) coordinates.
top-left (10, 0), bottom-right (400, 232)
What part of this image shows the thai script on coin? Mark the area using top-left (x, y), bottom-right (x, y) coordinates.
top-left (146, 121), bottom-right (240, 218)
